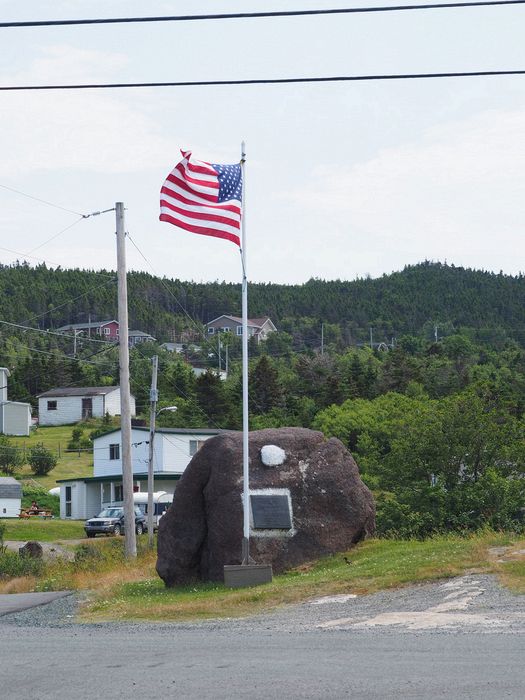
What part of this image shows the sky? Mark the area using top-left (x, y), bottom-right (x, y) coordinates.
top-left (1, 0), bottom-right (525, 284)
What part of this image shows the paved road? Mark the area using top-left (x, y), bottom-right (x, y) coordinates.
top-left (0, 591), bottom-right (71, 616)
top-left (1, 575), bottom-right (524, 699)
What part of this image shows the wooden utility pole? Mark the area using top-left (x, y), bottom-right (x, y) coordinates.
top-left (115, 202), bottom-right (137, 559)
top-left (147, 354), bottom-right (159, 548)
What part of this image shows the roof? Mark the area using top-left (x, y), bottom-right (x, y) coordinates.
top-left (37, 386), bottom-right (121, 398)
top-left (56, 473), bottom-right (182, 484)
top-left (129, 330), bottom-right (156, 338)
top-left (0, 367), bottom-right (10, 377)
top-left (206, 314), bottom-right (271, 329)
top-left (92, 426), bottom-right (223, 440)
top-left (56, 320), bottom-right (117, 331)
top-left (0, 476), bottom-right (22, 499)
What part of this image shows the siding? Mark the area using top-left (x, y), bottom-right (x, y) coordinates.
top-left (103, 389), bottom-right (136, 417)
top-left (93, 430), bottom-right (214, 476)
top-left (0, 497), bottom-right (21, 518)
top-left (0, 402), bottom-right (31, 436)
top-left (39, 394), bottom-right (104, 425)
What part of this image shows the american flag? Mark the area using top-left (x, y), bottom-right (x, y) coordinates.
top-left (160, 150), bottom-right (242, 246)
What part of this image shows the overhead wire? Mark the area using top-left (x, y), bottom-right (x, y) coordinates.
top-left (1, 1), bottom-right (524, 28)
top-left (3, 70), bottom-right (525, 92)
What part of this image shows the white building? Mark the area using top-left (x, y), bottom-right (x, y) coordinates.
top-left (37, 386), bottom-right (135, 426)
top-left (0, 367), bottom-right (31, 437)
top-left (57, 427), bottom-right (221, 519)
top-left (0, 477), bottom-right (22, 518)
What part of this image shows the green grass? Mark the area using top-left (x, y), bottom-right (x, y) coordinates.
top-left (0, 518), bottom-right (85, 541)
top-left (81, 530), bottom-right (520, 622)
top-left (2, 530), bottom-right (522, 621)
top-left (7, 423), bottom-right (96, 489)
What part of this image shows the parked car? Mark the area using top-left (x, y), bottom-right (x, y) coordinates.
top-left (84, 506), bottom-right (146, 538)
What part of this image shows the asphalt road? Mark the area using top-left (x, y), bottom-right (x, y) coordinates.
top-left (1, 575), bottom-right (524, 699)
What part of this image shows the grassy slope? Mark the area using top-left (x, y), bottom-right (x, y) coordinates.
top-left (2, 530), bottom-right (522, 621)
top-left (0, 518), bottom-right (85, 541)
top-left (7, 424), bottom-right (94, 490)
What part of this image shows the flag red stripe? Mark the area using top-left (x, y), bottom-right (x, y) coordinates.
top-left (161, 185), bottom-right (241, 215)
top-left (175, 162), bottom-right (219, 190)
top-left (160, 198), bottom-right (240, 229)
top-left (159, 213), bottom-right (240, 246)
top-left (185, 160), bottom-right (217, 176)
top-left (166, 173), bottom-right (218, 203)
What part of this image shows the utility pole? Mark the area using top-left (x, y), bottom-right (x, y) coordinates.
top-left (147, 355), bottom-right (158, 549)
top-left (225, 343), bottom-right (229, 377)
top-left (370, 327), bottom-right (374, 350)
top-left (218, 336), bottom-right (222, 373)
top-left (321, 323), bottom-right (324, 355)
top-left (115, 202), bottom-right (137, 559)
top-left (434, 325), bottom-right (438, 343)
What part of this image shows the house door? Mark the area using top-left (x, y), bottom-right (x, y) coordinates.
top-left (82, 398), bottom-right (93, 419)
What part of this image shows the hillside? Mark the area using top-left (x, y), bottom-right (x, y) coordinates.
top-left (1, 261), bottom-right (525, 344)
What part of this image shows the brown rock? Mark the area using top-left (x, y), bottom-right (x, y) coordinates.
top-left (156, 427), bottom-right (375, 586)
top-left (19, 541), bottom-right (43, 559)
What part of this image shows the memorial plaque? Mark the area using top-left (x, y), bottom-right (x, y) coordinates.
top-left (250, 494), bottom-right (292, 529)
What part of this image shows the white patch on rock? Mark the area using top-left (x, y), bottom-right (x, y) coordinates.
top-left (261, 444), bottom-right (286, 466)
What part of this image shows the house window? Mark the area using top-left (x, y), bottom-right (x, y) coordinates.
top-left (65, 486), bottom-right (72, 518)
top-left (222, 326), bottom-right (230, 332)
top-left (96, 327), bottom-right (102, 335)
top-left (208, 327), bottom-right (215, 335)
top-left (189, 439), bottom-right (206, 456)
top-left (236, 326), bottom-right (243, 336)
top-left (47, 400), bottom-right (57, 411)
top-left (116, 328), bottom-right (119, 335)
top-left (104, 327), bottom-right (111, 335)
top-left (109, 443), bottom-right (120, 460)
top-left (114, 484), bottom-right (123, 501)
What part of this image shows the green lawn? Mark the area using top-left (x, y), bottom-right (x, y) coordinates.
top-left (0, 518), bottom-right (86, 541)
top-left (8, 423), bottom-right (97, 490)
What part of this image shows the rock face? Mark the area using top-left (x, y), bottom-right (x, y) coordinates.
top-left (156, 427), bottom-right (375, 586)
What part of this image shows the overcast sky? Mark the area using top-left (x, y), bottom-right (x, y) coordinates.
top-left (1, 0), bottom-right (525, 284)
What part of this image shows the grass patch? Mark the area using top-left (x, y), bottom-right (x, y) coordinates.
top-left (81, 530), bottom-right (520, 623)
top-left (498, 561), bottom-right (525, 594)
top-left (0, 518), bottom-right (85, 541)
top-left (1, 531), bottom-right (522, 621)
top-left (8, 424), bottom-right (96, 490)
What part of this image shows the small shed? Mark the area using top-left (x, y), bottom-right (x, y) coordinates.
top-left (0, 476), bottom-right (22, 518)
top-left (37, 386), bottom-right (136, 426)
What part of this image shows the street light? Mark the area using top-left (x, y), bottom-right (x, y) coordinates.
top-left (147, 373), bottom-right (177, 547)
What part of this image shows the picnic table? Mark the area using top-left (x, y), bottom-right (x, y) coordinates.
top-left (19, 509), bottom-right (53, 520)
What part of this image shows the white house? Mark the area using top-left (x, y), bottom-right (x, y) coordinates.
top-left (0, 367), bottom-right (31, 437)
top-left (37, 386), bottom-right (135, 426)
top-left (0, 477), bottom-right (22, 518)
top-left (206, 315), bottom-right (277, 343)
top-left (57, 426), bottom-right (221, 519)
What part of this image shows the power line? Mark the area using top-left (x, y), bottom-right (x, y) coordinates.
top-left (26, 216), bottom-right (85, 255)
top-left (126, 233), bottom-right (207, 342)
top-left (0, 183), bottom-right (86, 216)
top-left (0, 320), bottom-right (116, 345)
top-left (2, 70), bottom-right (525, 92)
top-left (1, 1), bottom-right (524, 28)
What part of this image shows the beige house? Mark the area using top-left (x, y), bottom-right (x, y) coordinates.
top-left (206, 315), bottom-right (276, 343)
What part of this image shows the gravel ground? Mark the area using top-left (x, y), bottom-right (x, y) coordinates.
top-left (2, 573), bottom-right (524, 635)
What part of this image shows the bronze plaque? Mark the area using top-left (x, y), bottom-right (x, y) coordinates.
top-left (250, 494), bottom-right (292, 530)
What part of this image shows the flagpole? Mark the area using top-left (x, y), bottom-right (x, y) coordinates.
top-left (240, 141), bottom-right (252, 565)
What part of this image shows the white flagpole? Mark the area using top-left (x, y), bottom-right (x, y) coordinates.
top-left (240, 141), bottom-right (252, 565)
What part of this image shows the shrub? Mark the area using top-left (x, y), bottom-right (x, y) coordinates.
top-left (0, 435), bottom-right (24, 475)
top-left (28, 444), bottom-right (57, 476)
top-left (0, 550), bottom-right (43, 579)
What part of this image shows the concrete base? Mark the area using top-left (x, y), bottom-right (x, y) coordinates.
top-left (223, 564), bottom-right (273, 588)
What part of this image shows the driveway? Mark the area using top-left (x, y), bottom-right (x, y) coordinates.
top-left (0, 574), bottom-right (524, 698)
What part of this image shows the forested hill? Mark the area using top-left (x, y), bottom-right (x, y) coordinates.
top-left (1, 260), bottom-right (525, 344)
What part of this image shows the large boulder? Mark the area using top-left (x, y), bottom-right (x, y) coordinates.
top-left (156, 427), bottom-right (375, 586)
